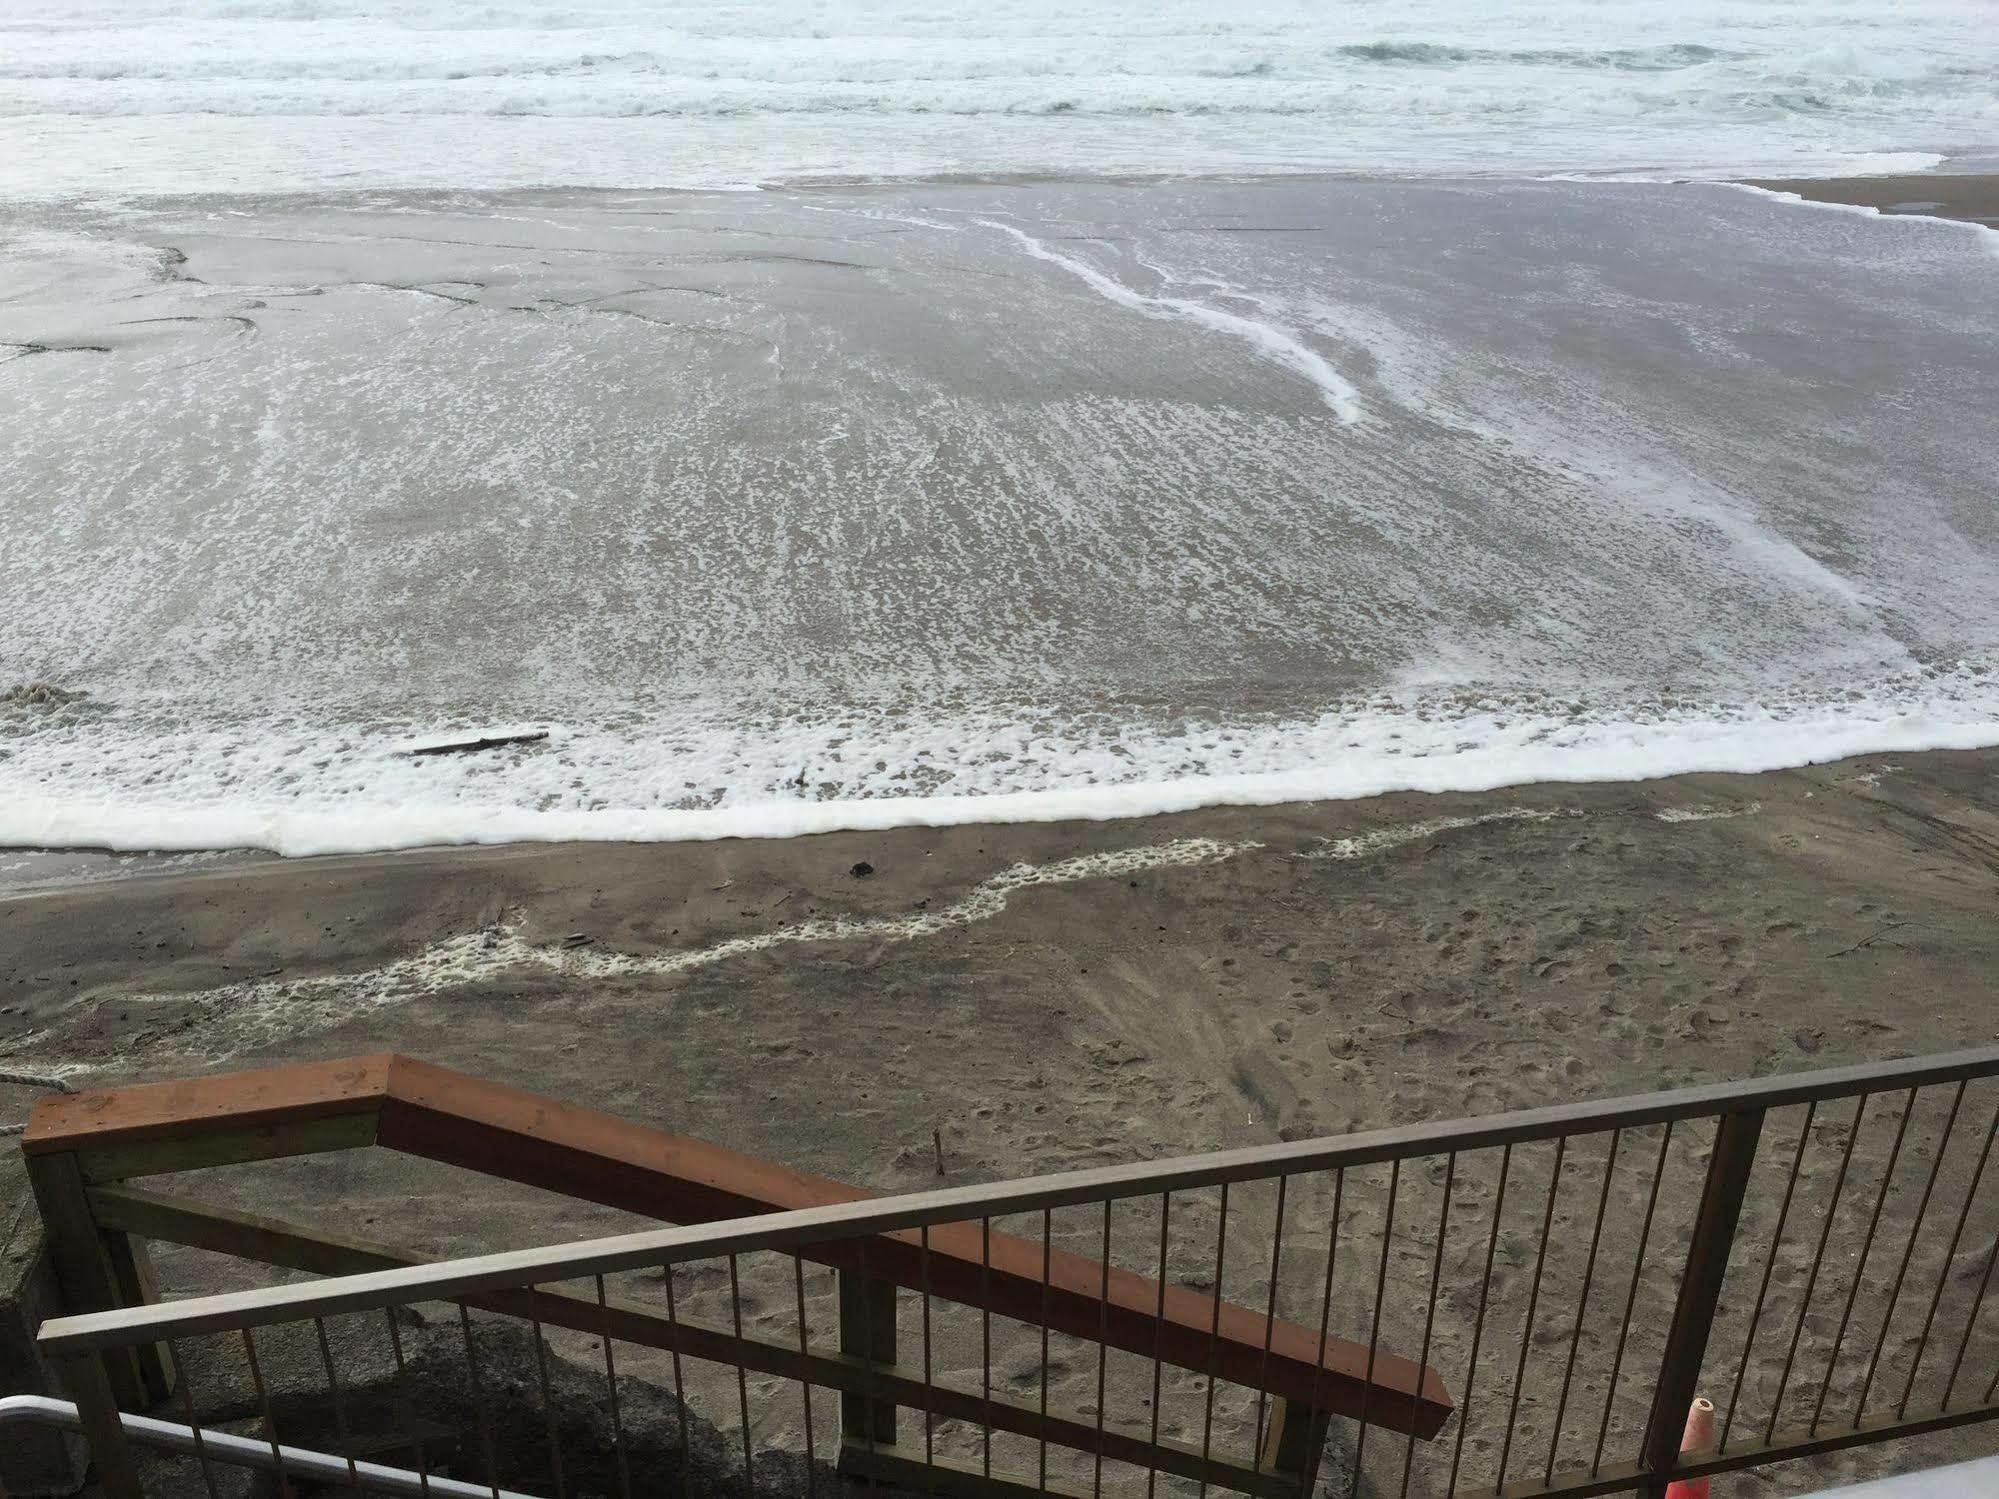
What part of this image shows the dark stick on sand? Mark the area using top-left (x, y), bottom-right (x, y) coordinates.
top-left (409, 731), bottom-right (550, 757)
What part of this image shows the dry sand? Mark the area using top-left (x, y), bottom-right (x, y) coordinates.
top-left (6, 746), bottom-right (1999, 1496)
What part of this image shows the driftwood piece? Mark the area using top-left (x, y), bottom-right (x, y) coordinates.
top-left (408, 731), bottom-right (549, 757)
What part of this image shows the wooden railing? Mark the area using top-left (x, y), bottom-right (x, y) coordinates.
top-left (22, 1054), bottom-right (1449, 1499)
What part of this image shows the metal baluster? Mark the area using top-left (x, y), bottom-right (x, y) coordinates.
top-left (1253, 1175), bottom-right (1291, 1470)
top-left (847, 1236), bottom-right (887, 1459)
top-left (164, 1338), bottom-right (220, 1499)
top-left (1812, 1090), bottom-right (1917, 1433)
top-left (1449, 1146), bottom-right (1509, 1497)
top-left (527, 1293), bottom-right (569, 1499)
top-left (1041, 1208), bottom-right (1054, 1496)
top-left (1547, 1131), bottom-right (1619, 1483)
top-left (791, 1255), bottom-right (818, 1499)
top-left (662, 1263), bottom-right (694, 1499)
top-left (921, 1226), bottom-right (936, 1468)
top-left (728, 1255), bottom-right (757, 1497)
top-left (1497, 1137), bottom-right (1565, 1493)
top-left (313, 1315), bottom-right (366, 1498)
top-left (983, 1217), bottom-right (995, 1485)
top-left (1198, 1182), bottom-right (1232, 1499)
top-left (1354, 1158), bottom-right (1400, 1499)
top-left (1722, 1102), bottom-right (1817, 1454)
top-left (1949, 1199), bottom-right (1999, 1407)
top-left (1094, 1199), bottom-right (1113, 1499)
top-left (456, 1305), bottom-right (503, 1499)
top-left (240, 1326), bottom-right (294, 1499)
top-left (1298, 1169), bottom-right (1343, 1499)
top-left (1903, 1099), bottom-right (1999, 1418)
top-left (594, 1276), bottom-right (634, 1499)
top-left (1594, 1123), bottom-right (1672, 1479)
top-left (1944, 1228), bottom-right (1999, 1408)
top-left (1402, 1153), bottom-right (1454, 1499)
top-left (1856, 1082), bottom-right (1966, 1422)
top-left (1768, 1094), bottom-right (1869, 1444)
top-left (1146, 1194), bottom-right (1171, 1499)
top-left (383, 1307), bottom-right (433, 1495)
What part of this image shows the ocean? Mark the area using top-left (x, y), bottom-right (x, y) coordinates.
top-left (2, 5), bottom-right (1998, 856)
top-left (3, 0), bottom-right (1996, 196)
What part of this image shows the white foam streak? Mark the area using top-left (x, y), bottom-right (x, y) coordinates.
top-left (3, 794), bottom-right (1772, 1075)
top-left (980, 219), bottom-right (1363, 421)
top-left (1304, 801), bottom-right (1755, 856)
top-left (1654, 802), bottom-right (1761, 823)
top-left (1304, 807), bottom-right (1583, 859)
top-left (5, 836), bottom-right (1256, 1069)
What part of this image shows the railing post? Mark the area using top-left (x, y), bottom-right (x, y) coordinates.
top-left (1259, 1396), bottom-right (1332, 1492)
top-left (1641, 1108), bottom-right (1765, 1497)
top-left (838, 1265), bottom-right (898, 1450)
top-left (24, 1152), bottom-right (173, 1407)
top-left (61, 1350), bottom-right (144, 1499)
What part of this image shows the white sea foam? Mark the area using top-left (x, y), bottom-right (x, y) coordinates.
top-left (0, 1), bottom-right (1994, 196)
top-left (978, 220), bottom-right (1362, 421)
top-left (4, 173), bottom-right (1998, 860)
top-left (3, 686), bottom-right (1992, 857)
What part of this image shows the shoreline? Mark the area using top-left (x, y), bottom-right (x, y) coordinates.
top-left (10, 163), bottom-right (1998, 209)
top-left (4, 168), bottom-right (1996, 878)
top-left (1745, 171), bottom-right (1999, 227)
top-left (5, 743), bottom-right (1994, 1036)
top-left (8, 707), bottom-right (1999, 885)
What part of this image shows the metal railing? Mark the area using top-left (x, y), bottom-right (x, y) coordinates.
top-left (35, 1047), bottom-right (1999, 1499)
top-left (0, 1395), bottom-right (535, 1499)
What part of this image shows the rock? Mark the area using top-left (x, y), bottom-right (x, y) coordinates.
top-left (157, 1316), bottom-right (836, 1499)
top-left (849, 862), bottom-right (874, 879)
top-left (1, 682), bottom-right (87, 709)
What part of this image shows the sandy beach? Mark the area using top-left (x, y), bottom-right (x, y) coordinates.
top-left (4, 16), bottom-right (1999, 1499)
top-left (8, 742), bottom-right (1999, 1494)
top-left (4, 145), bottom-right (1999, 1496)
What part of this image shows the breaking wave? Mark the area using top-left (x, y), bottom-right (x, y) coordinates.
top-left (0, 1), bottom-right (1992, 189)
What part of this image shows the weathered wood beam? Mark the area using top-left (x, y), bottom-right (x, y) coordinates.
top-left (23, 1056), bottom-right (393, 1159)
top-left (24, 1157), bottom-right (171, 1407)
top-left (76, 1114), bottom-right (380, 1186)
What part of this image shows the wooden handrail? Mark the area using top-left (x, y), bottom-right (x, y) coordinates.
top-left (25, 1053), bottom-right (1452, 1436)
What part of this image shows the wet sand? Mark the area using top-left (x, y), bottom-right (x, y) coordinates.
top-left (7, 747), bottom-right (1999, 1494)
top-left (1750, 172), bottom-right (1999, 227)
